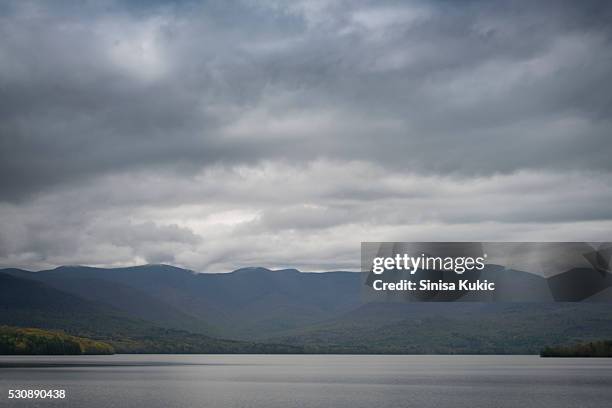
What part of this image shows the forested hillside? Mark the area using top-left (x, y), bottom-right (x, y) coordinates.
top-left (4, 266), bottom-right (612, 354)
top-left (0, 272), bottom-right (300, 354)
top-left (0, 326), bottom-right (114, 355)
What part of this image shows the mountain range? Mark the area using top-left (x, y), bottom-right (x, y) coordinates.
top-left (2, 264), bottom-right (612, 354)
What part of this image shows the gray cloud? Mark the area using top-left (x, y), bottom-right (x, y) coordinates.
top-left (0, 0), bottom-right (611, 271)
top-left (1, 163), bottom-right (611, 271)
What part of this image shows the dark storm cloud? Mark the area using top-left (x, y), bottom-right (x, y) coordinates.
top-left (1, 0), bottom-right (611, 270)
top-left (2, 0), bottom-right (612, 201)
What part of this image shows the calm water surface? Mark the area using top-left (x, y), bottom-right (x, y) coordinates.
top-left (1, 354), bottom-right (612, 408)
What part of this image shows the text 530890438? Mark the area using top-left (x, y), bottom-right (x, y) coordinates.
top-left (8, 389), bottom-right (66, 399)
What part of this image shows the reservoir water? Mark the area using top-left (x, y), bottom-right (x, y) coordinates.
top-left (2, 354), bottom-right (612, 408)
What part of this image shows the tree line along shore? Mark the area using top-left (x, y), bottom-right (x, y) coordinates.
top-left (0, 326), bottom-right (115, 355)
top-left (3, 324), bottom-right (612, 357)
top-left (540, 340), bottom-right (612, 357)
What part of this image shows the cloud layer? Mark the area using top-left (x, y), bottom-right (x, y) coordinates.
top-left (1, 0), bottom-right (611, 271)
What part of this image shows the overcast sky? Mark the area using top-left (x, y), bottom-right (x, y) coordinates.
top-left (1, 0), bottom-right (611, 272)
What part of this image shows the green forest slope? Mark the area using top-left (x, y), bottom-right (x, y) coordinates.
top-left (0, 326), bottom-right (114, 355)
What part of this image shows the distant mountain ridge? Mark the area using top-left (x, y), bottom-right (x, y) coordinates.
top-left (5, 264), bottom-right (364, 339)
top-left (3, 264), bottom-right (612, 354)
top-left (0, 271), bottom-right (300, 354)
